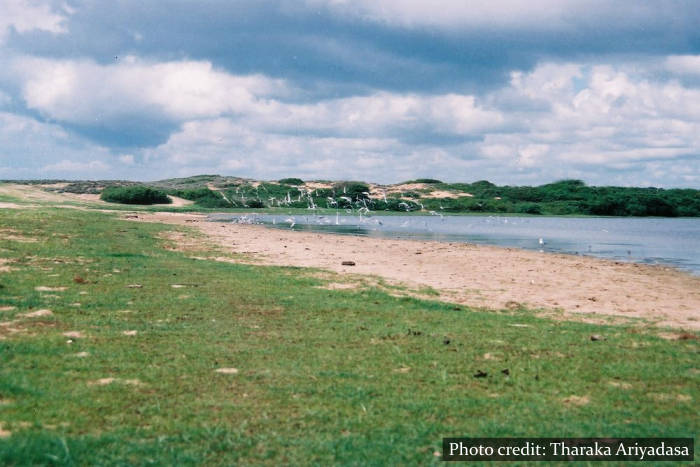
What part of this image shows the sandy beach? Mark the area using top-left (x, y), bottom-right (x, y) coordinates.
top-left (132, 212), bottom-right (700, 330)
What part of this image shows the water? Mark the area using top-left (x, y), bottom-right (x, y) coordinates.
top-left (209, 213), bottom-right (700, 275)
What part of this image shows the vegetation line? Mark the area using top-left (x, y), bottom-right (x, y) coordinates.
top-left (9, 175), bottom-right (698, 216)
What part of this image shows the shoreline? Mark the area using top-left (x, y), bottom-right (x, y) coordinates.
top-left (133, 211), bottom-right (700, 330)
top-left (211, 214), bottom-right (700, 277)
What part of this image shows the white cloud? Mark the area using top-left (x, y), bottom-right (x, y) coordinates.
top-left (4, 51), bottom-right (700, 186)
top-left (43, 159), bottom-right (110, 172)
top-left (477, 62), bottom-right (700, 181)
top-left (111, 59), bottom-right (700, 185)
top-left (0, 0), bottom-right (68, 43)
top-left (118, 154), bottom-right (135, 165)
top-left (143, 117), bottom-right (476, 182)
top-left (11, 54), bottom-right (503, 140)
top-left (666, 55), bottom-right (700, 76)
top-left (0, 89), bottom-right (11, 107)
top-left (308, 0), bottom-right (630, 29)
top-left (248, 92), bottom-right (503, 137)
top-left (14, 56), bottom-right (287, 124)
top-left (0, 111), bottom-right (116, 178)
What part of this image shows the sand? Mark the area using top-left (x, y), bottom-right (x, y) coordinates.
top-left (0, 183), bottom-right (192, 207)
top-left (131, 212), bottom-right (700, 330)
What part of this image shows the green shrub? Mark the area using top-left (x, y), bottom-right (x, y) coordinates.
top-left (169, 188), bottom-right (231, 208)
top-left (100, 186), bottom-right (171, 205)
top-left (171, 188), bottom-right (211, 200)
top-left (193, 196), bottom-right (232, 208)
top-left (246, 199), bottom-right (265, 208)
top-left (278, 178), bottom-right (304, 185)
top-left (516, 203), bottom-right (543, 215)
top-left (333, 181), bottom-right (370, 201)
top-left (402, 178), bottom-right (443, 184)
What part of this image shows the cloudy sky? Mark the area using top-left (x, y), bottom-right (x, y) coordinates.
top-left (1, 0), bottom-right (699, 186)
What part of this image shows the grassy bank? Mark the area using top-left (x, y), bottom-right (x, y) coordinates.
top-left (0, 209), bottom-right (697, 464)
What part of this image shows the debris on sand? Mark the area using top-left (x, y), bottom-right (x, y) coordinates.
top-left (341, 261), bottom-right (356, 266)
top-left (505, 300), bottom-right (523, 311)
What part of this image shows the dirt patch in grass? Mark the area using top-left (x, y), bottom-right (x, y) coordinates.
top-left (0, 258), bottom-right (16, 272)
top-left (21, 309), bottom-right (53, 318)
top-left (89, 378), bottom-right (141, 386)
top-left (62, 331), bottom-right (85, 338)
top-left (35, 286), bottom-right (67, 292)
top-left (562, 395), bottom-right (590, 406)
top-left (0, 228), bottom-right (37, 243)
top-left (316, 282), bottom-right (362, 290)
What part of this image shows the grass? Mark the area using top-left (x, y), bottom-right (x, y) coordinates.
top-left (0, 208), bottom-right (698, 465)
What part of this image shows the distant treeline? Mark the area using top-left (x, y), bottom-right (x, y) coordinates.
top-left (10, 176), bottom-right (699, 216)
top-left (164, 178), bottom-right (699, 217)
top-left (423, 179), bottom-right (700, 217)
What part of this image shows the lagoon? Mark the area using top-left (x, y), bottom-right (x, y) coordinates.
top-left (211, 213), bottom-right (700, 275)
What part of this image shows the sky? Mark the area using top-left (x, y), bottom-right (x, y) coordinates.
top-left (1, 0), bottom-right (699, 186)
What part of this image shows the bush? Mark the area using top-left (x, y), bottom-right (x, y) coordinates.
top-left (193, 196), bottom-right (232, 208)
top-left (170, 188), bottom-right (232, 208)
top-left (333, 181), bottom-right (370, 201)
top-left (402, 178), bottom-right (443, 184)
top-left (172, 188), bottom-right (217, 201)
top-left (278, 178), bottom-right (305, 186)
top-left (246, 199), bottom-right (265, 208)
top-left (516, 203), bottom-right (542, 215)
top-left (100, 186), bottom-right (171, 205)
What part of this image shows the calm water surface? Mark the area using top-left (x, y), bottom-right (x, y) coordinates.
top-left (210, 213), bottom-right (700, 275)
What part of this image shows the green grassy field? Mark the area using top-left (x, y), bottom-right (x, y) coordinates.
top-left (0, 208), bottom-right (697, 465)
